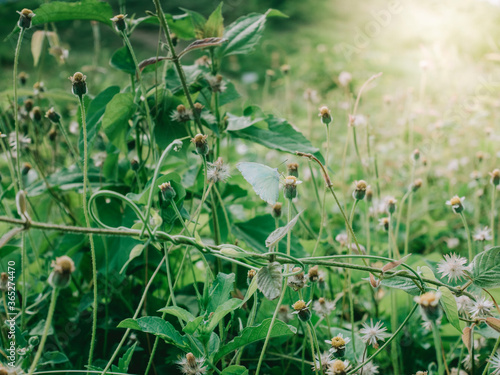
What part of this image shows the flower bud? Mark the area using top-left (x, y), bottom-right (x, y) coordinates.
top-left (476, 151), bottom-right (484, 163)
top-left (446, 195), bottom-right (465, 214)
top-left (308, 265), bottom-right (319, 282)
top-left (191, 134), bottom-right (209, 156)
top-left (271, 202), bottom-right (282, 218)
top-left (159, 182), bottom-right (176, 201)
top-left (366, 187), bottom-right (373, 202)
top-left (414, 291), bottom-right (442, 322)
top-left (24, 98), bottom-right (34, 112)
top-left (69, 72), bottom-right (87, 98)
top-left (411, 178), bottom-right (423, 192)
top-left (352, 180), bottom-right (368, 200)
top-left (379, 217), bottom-right (390, 231)
top-left (45, 107), bottom-right (61, 123)
top-left (48, 255), bottom-right (75, 289)
top-left (22, 162), bottom-right (32, 175)
top-left (111, 14), bottom-right (127, 32)
top-left (17, 8), bottom-right (35, 29)
top-left (18, 72), bottom-right (28, 86)
top-left (131, 158), bottom-right (139, 171)
top-left (31, 106), bottom-right (43, 122)
top-left (412, 148), bottom-right (420, 161)
top-left (193, 102), bottom-right (204, 116)
top-left (283, 175), bottom-right (302, 200)
top-left (48, 128), bottom-right (57, 142)
top-left (287, 162), bottom-right (299, 178)
top-left (281, 64), bottom-right (291, 75)
top-left (33, 81), bottom-right (45, 94)
top-left (385, 197), bottom-right (397, 214)
top-left (292, 300), bottom-right (311, 322)
top-left (489, 169), bottom-right (500, 186)
top-left (318, 106), bottom-right (332, 125)
top-left (247, 269), bottom-right (256, 285)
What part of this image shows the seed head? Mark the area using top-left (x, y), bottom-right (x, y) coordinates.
top-left (385, 196), bottom-right (397, 214)
top-left (411, 178), bottom-right (423, 192)
top-left (308, 265), bottom-right (319, 282)
top-left (476, 151), bottom-right (484, 162)
top-left (191, 134), bottom-right (209, 156)
top-left (31, 106), bottom-right (43, 122)
top-left (158, 182), bottom-right (176, 201)
top-left (412, 148), bottom-right (420, 161)
top-left (24, 98), bottom-right (34, 112)
top-left (281, 64), bottom-right (291, 74)
top-left (272, 202), bottom-right (282, 218)
top-left (414, 291), bottom-right (442, 321)
top-left (379, 217), bottom-right (390, 231)
top-left (489, 169), bottom-right (500, 186)
top-left (171, 104), bottom-right (193, 123)
top-left (352, 180), bottom-right (368, 200)
top-left (45, 107), bottom-right (61, 123)
top-left (338, 71), bottom-right (352, 87)
top-left (247, 269), bottom-right (256, 285)
top-left (22, 162), bottom-right (32, 175)
top-left (207, 157), bottom-right (231, 183)
top-left (287, 162), bottom-right (299, 178)
top-left (283, 175), bottom-right (302, 200)
top-left (17, 8), bottom-right (35, 29)
top-left (193, 102), bottom-right (204, 115)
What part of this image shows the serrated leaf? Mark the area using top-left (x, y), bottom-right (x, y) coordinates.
top-left (112, 342), bottom-right (137, 373)
top-left (213, 318), bottom-right (296, 363)
top-left (226, 113), bottom-right (264, 131)
top-left (180, 8), bottom-right (207, 39)
top-left (265, 211), bottom-right (302, 248)
top-left (470, 246), bottom-right (500, 288)
top-left (380, 276), bottom-right (421, 296)
top-left (438, 286), bottom-right (461, 333)
top-left (110, 46), bottom-right (135, 75)
top-left (230, 115), bottom-right (324, 163)
top-left (158, 306), bottom-right (195, 323)
top-left (101, 93), bottom-right (135, 153)
top-left (208, 273), bottom-right (235, 313)
top-left (118, 317), bottom-right (191, 351)
top-left (218, 13), bottom-right (266, 57)
top-left (31, 0), bottom-right (114, 27)
top-left (204, 2), bottom-right (224, 38)
top-left (257, 262), bottom-right (282, 300)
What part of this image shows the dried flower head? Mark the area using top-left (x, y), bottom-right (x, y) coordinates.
top-left (207, 74), bottom-right (227, 93)
top-left (191, 134), bottom-right (209, 156)
top-left (207, 157), bottom-right (230, 183)
top-left (411, 178), bottom-right (423, 192)
top-left (338, 71), bottom-right (352, 87)
top-left (48, 255), bottom-right (75, 289)
top-left (473, 227), bottom-right (492, 242)
top-left (24, 98), bottom-right (34, 112)
top-left (468, 295), bottom-right (494, 318)
top-left (308, 265), bottom-right (319, 282)
top-left (318, 106), bottom-right (332, 125)
top-left (69, 72), bottom-right (87, 98)
top-left (45, 107), bottom-right (61, 123)
top-left (17, 8), bottom-right (35, 29)
top-left (171, 104), bottom-right (193, 123)
top-left (476, 151), bottom-right (484, 162)
top-left (111, 14), bottom-right (127, 32)
top-left (313, 297), bottom-right (335, 317)
top-left (335, 232), bottom-right (348, 247)
top-left (281, 64), bottom-right (291, 74)
top-left (177, 352), bottom-right (207, 375)
top-left (446, 195), bottom-right (465, 214)
top-left (288, 267), bottom-right (307, 291)
top-left (360, 320), bottom-right (389, 348)
top-left (33, 81), bottom-right (45, 94)
top-left (193, 102), bottom-right (204, 115)
top-left (412, 148), bottom-right (420, 161)
top-left (31, 106), bottom-right (43, 122)
top-left (437, 253), bottom-right (468, 282)
top-left (378, 217), bottom-right (390, 231)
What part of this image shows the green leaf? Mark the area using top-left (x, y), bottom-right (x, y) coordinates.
top-left (226, 113), bottom-right (264, 131)
top-left (118, 317), bottom-right (190, 351)
top-left (218, 13), bottom-right (266, 57)
top-left (206, 298), bottom-right (243, 332)
top-left (233, 215), bottom-right (306, 257)
top-left (31, 0), bottom-right (113, 27)
top-left (112, 342), bottom-right (137, 373)
top-left (79, 86), bottom-right (120, 164)
top-left (470, 246), bottom-right (500, 288)
top-left (208, 273), bottom-right (235, 313)
top-left (230, 115), bottom-right (323, 163)
top-left (221, 366), bottom-right (248, 375)
top-left (265, 211), bottom-right (302, 248)
top-left (110, 47), bottom-right (135, 75)
top-left (40, 351), bottom-right (69, 366)
top-left (380, 276), bottom-right (421, 296)
top-left (266, 9), bottom-right (289, 18)
top-left (180, 8), bottom-right (207, 39)
top-left (204, 2), bottom-right (224, 38)
top-left (438, 286), bottom-right (461, 333)
top-left (214, 319), bottom-right (296, 363)
top-left (183, 316), bottom-right (204, 335)
top-left (257, 262), bottom-right (282, 301)
top-left (132, 14), bottom-right (195, 39)
top-left (119, 244), bottom-right (144, 275)
top-left (158, 306), bottom-right (195, 323)
top-left (102, 93), bottom-right (135, 153)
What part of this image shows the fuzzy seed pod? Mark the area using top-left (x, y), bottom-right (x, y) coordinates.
top-left (352, 180), bottom-right (368, 200)
top-left (31, 106), bottom-right (43, 122)
top-left (318, 106), bottom-right (332, 125)
top-left (45, 107), bottom-right (61, 123)
top-left (490, 169), bottom-right (500, 186)
top-left (24, 98), bottom-right (34, 112)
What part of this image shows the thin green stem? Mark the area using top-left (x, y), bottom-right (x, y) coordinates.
top-left (28, 288), bottom-right (59, 375)
top-left (460, 212), bottom-right (473, 261)
top-left (80, 96), bottom-right (98, 371)
top-left (431, 320), bottom-right (444, 375)
top-left (482, 334), bottom-right (500, 375)
top-left (491, 187), bottom-right (496, 246)
top-left (13, 28), bottom-right (25, 192)
top-left (306, 322), bottom-right (319, 375)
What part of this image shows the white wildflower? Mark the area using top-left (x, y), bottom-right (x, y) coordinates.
top-left (437, 253), bottom-right (468, 282)
top-left (468, 296), bottom-right (494, 318)
top-left (359, 320), bottom-right (390, 348)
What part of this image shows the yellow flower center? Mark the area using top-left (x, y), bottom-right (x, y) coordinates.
top-left (331, 336), bottom-right (346, 348)
top-left (292, 300), bottom-right (306, 311)
top-left (450, 196), bottom-right (461, 206)
top-left (332, 359), bottom-right (346, 372)
top-left (418, 292), bottom-right (438, 306)
top-left (355, 180), bottom-right (367, 190)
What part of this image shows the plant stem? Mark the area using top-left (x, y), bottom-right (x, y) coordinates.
top-left (491, 187), bottom-right (496, 246)
top-left (482, 334), bottom-right (500, 375)
top-left (459, 212), bottom-right (473, 261)
top-left (306, 322), bottom-right (319, 375)
top-left (79, 96), bottom-right (98, 371)
top-left (27, 288), bottom-right (59, 375)
top-left (388, 213), bottom-right (400, 374)
top-left (13, 28), bottom-right (25, 192)
top-left (431, 320), bottom-right (444, 375)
